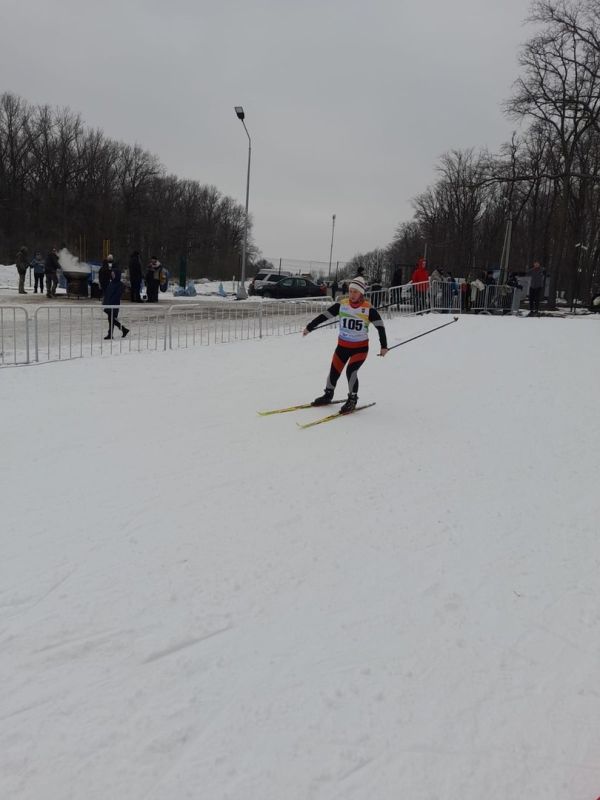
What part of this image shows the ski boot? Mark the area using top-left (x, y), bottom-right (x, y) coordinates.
top-left (340, 393), bottom-right (358, 414)
top-left (312, 388), bottom-right (334, 406)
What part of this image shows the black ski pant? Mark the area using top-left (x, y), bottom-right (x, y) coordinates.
top-left (34, 274), bottom-right (44, 292)
top-left (529, 287), bottom-right (542, 314)
top-left (130, 278), bottom-right (142, 302)
top-left (104, 308), bottom-right (124, 336)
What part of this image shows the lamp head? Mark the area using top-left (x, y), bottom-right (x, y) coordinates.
top-left (234, 106), bottom-right (245, 121)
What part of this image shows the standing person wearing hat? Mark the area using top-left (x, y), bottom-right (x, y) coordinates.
top-left (302, 276), bottom-right (388, 413)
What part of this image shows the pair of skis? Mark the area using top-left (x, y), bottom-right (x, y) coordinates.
top-left (258, 400), bottom-right (376, 429)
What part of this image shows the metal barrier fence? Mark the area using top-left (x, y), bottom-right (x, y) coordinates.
top-left (0, 297), bottom-right (338, 367)
top-left (468, 283), bottom-right (519, 314)
top-left (378, 280), bottom-right (518, 315)
top-left (0, 282), bottom-right (519, 368)
top-left (0, 306), bottom-right (30, 365)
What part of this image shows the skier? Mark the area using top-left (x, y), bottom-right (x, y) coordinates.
top-left (302, 275), bottom-right (388, 413)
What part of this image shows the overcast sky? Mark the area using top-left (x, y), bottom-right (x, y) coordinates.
top-left (2, 0), bottom-right (532, 264)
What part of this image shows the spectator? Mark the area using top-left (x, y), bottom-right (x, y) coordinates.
top-left (30, 251), bottom-right (45, 294)
top-left (526, 260), bottom-right (544, 316)
top-left (128, 250), bottom-right (143, 302)
top-left (102, 267), bottom-right (129, 339)
top-left (460, 278), bottom-right (471, 313)
top-left (341, 280), bottom-right (349, 295)
top-left (98, 254), bottom-right (113, 300)
top-left (16, 246), bottom-right (28, 294)
top-left (331, 278), bottom-right (338, 300)
top-left (146, 256), bottom-right (161, 303)
top-left (507, 272), bottom-right (523, 315)
top-left (447, 272), bottom-right (459, 312)
top-left (411, 257), bottom-right (429, 313)
top-left (45, 247), bottom-right (59, 298)
top-left (302, 276), bottom-right (388, 413)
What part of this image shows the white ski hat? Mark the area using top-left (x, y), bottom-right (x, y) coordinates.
top-left (349, 276), bottom-right (366, 294)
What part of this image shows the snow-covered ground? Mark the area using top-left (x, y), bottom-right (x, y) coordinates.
top-left (1, 312), bottom-right (599, 800)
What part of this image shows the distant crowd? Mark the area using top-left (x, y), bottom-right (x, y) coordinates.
top-left (13, 246), bottom-right (168, 304)
top-left (329, 258), bottom-right (546, 316)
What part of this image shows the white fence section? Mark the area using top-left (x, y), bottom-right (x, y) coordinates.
top-left (0, 282), bottom-right (519, 369)
top-left (0, 306), bottom-right (30, 365)
top-left (429, 281), bottom-right (462, 314)
top-left (468, 283), bottom-right (519, 314)
top-left (33, 304), bottom-right (170, 363)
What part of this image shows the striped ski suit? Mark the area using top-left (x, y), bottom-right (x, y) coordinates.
top-left (306, 297), bottom-right (388, 394)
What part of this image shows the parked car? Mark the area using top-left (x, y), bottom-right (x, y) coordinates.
top-left (248, 270), bottom-right (291, 295)
top-left (255, 276), bottom-right (324, 299)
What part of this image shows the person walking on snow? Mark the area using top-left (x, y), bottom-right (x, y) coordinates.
top-left (102, 267), bottom-right (129, 339)
top-left (302, 275), bottom-right (388, 414)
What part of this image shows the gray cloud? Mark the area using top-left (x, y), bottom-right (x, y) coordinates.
top-left (1, 0), bottom-right (531, 262)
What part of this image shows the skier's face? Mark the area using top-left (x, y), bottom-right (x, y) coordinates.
top-left (348, 288), bottom-right (363, 304)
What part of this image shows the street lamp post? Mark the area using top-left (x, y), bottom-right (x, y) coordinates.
top-left (328, 214), bottom-right (336, 278)
top-left (234, 106), bottom-right (251, 300)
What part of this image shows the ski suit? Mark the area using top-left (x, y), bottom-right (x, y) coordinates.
top-left (306, 296), bottom-right (387, 395)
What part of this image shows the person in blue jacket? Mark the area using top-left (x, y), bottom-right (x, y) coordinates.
top-left (103, 268), bottom-right (129, 340)
top-left (30, 251), bottom-right (46, 293)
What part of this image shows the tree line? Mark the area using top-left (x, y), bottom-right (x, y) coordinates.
top-left (0, 93), bottom-right (252, 278)
top-left (352, 1), bottom-right (600, 308)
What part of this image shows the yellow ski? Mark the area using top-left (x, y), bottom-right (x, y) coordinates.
top-left (297, 403), bottom-right (376, 429)
top-left (258, 400), bottom-right (343, 416)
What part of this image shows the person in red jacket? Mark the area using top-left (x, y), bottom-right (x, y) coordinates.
top-left (411, 257), bottom-right (430, 313)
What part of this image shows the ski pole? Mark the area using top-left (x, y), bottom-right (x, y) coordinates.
top-left (383, 316), bottom-right (459, 352)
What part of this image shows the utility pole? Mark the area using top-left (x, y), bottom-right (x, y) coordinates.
top-left (328, 214), bottom-right (336, 278)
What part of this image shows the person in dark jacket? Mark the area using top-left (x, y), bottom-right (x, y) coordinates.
top-left (145, 256), bottom-right (161, 303)
top-left (16, 246), bottom-right (28, 294)
top-left (128, 250), bottom-right (143, 302)
top-left (45, 248), bottom-right (60, 297)
top-left (98, 254), bottom-right (113, 301)
top-left (526, 260), bottom-right (544, 316)
top-left (103, 268), bottom-right (129, 339)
